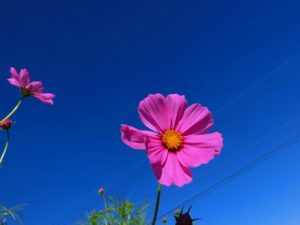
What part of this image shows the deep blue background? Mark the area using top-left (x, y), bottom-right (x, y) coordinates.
top-left (1, 0), bottom-right (300, 224)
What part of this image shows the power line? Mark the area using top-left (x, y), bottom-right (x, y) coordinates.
top-left (41, 52), bottom-right (300, 225)
top-left (214, 50), bottom-right (300, 117)
top-left (158, 133), bottom-right (300, 219)
top-left (38, 159), bottom-right (148, 225)
top-left (156, 116), bottom-right (300, 206)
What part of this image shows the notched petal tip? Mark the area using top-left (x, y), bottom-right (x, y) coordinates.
top-left (177, 132), bottom-right (223, 168)
top-left (154, 153), bottom-right (192, 187)
top-left (166, 94), bottom-right (188, 129)
top-left (33, 92), bottom-right (55, 105)
top-left (177, 103), bottom-right (214, 135)
top-left (138, 93), bottom-right (171, 132)
top-left (213, 132), bottom-right (223, 156)
top-left (8, 67), bottom-right (22, 86)
top-left (166, 93), bottom-right (186, 98)
top-left (10, 67), bottom-right (18, 75)
top-left (121, 124), bottom-right (150, 150)
top-left (7, 77), bottom-right (21, 87)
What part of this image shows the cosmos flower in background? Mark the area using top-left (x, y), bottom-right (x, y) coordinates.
top-left (0, 67), bottom-right (56, 165)
top-left (8, 67), bottom-right (55, 104)
top-left (121, 93), bottom-right (223, 186)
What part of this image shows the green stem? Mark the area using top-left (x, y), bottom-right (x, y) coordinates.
top-left (0, 97), bottom-right (24, 123)
top-left (0, 130), bottom-right (10, 165)
top-left (102, 194), bottom-right (108, 225)
top-left (151, 184), bottom-right (162, 225)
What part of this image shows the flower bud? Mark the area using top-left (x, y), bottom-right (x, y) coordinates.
top-left (0, 119), bottom-right (12, 130)
top-left (98, 187), bottom-right (104, 195)
top-left (174, 209), bottom-right (181, 216)
top-left (174, 206), bottom-right (198, 225)
top-left (162, 217), bottom-right (168, 223)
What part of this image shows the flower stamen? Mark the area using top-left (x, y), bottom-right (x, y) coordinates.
top-left (162, 129), bottom-right (183, 151)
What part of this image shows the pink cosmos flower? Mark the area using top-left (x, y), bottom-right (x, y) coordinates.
top-left (7, 67), bottom-right (55, 104)
top-left (121, 94), bottom-right (223, 187)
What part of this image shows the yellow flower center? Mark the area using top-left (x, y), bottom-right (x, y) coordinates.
top-left (161, 129), bottom-right (183, 151)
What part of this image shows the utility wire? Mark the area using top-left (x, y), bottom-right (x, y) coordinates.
top-left (156, 116), bottom-right (300, 205)
top-left (158, 133), bottom-right (300, 219)
top-left (38, 159), bottom-right (147, 225)
top-left (42, 52), bottom-right (300, 225)
top-left (213, 50), bottom-right (300, 117)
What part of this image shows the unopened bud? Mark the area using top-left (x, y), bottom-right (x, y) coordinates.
top-left (0, 119), bottom-right (12, 130)
top-left (174, 206), bottom-right (198, 225)
top-left (162, 217), bottom-right (168, 223)
top-left (174, 209), bottom-right (181, 216)
top-left (98, 187), bottom-right (104, 195)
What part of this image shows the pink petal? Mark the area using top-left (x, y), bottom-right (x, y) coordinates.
top-left (145, 135), bottom-right (168, 165)
top-left (121, 124), bottom-right (155, 150)
top-left (138, 94), bottom-right (171, 133)
top-left (19, 69), bottom-right (31, 87)
top-left (145, 136), bottom-right (192, 186)
top-left (7, 78), bottom-right (21, 87)
top-left (33, 93), bottom-right (55, 104)
top-left (166, 94), bottom-right (187, 129)
top-left (8, 67), bottom-right (21, 87)
top-left (26, 81), bottom-right (44, 94)
top-left (158, 153), bottom-right (192, 186)
top-left (177, 103), bottom-right (214, 135)
top-left (177, 132), bottom-right (223, 168)
top-left (10, 67), bottom-right (20, 80)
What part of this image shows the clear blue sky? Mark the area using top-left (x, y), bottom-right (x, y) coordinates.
top-left (1, 0), bottom-right (300, 224)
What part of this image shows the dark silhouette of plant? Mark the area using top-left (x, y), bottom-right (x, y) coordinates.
top-left (174, 207), bottom-right (199, 225)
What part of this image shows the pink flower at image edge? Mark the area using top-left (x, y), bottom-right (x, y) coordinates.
top-left (7, 67), bottom-right (55, 104)
top-left (121, 94), bottom-right (223, 187)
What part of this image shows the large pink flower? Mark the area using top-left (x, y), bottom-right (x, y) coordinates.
top-left (7, 67), bottom-right (55, 104)
top-left (121, 94), bottom-right (223, 187)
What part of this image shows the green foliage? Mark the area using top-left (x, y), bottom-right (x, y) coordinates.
top-left (78, 193), bottom-right (149, 225)
top-left (0, 204), bottom-right (25, 225)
